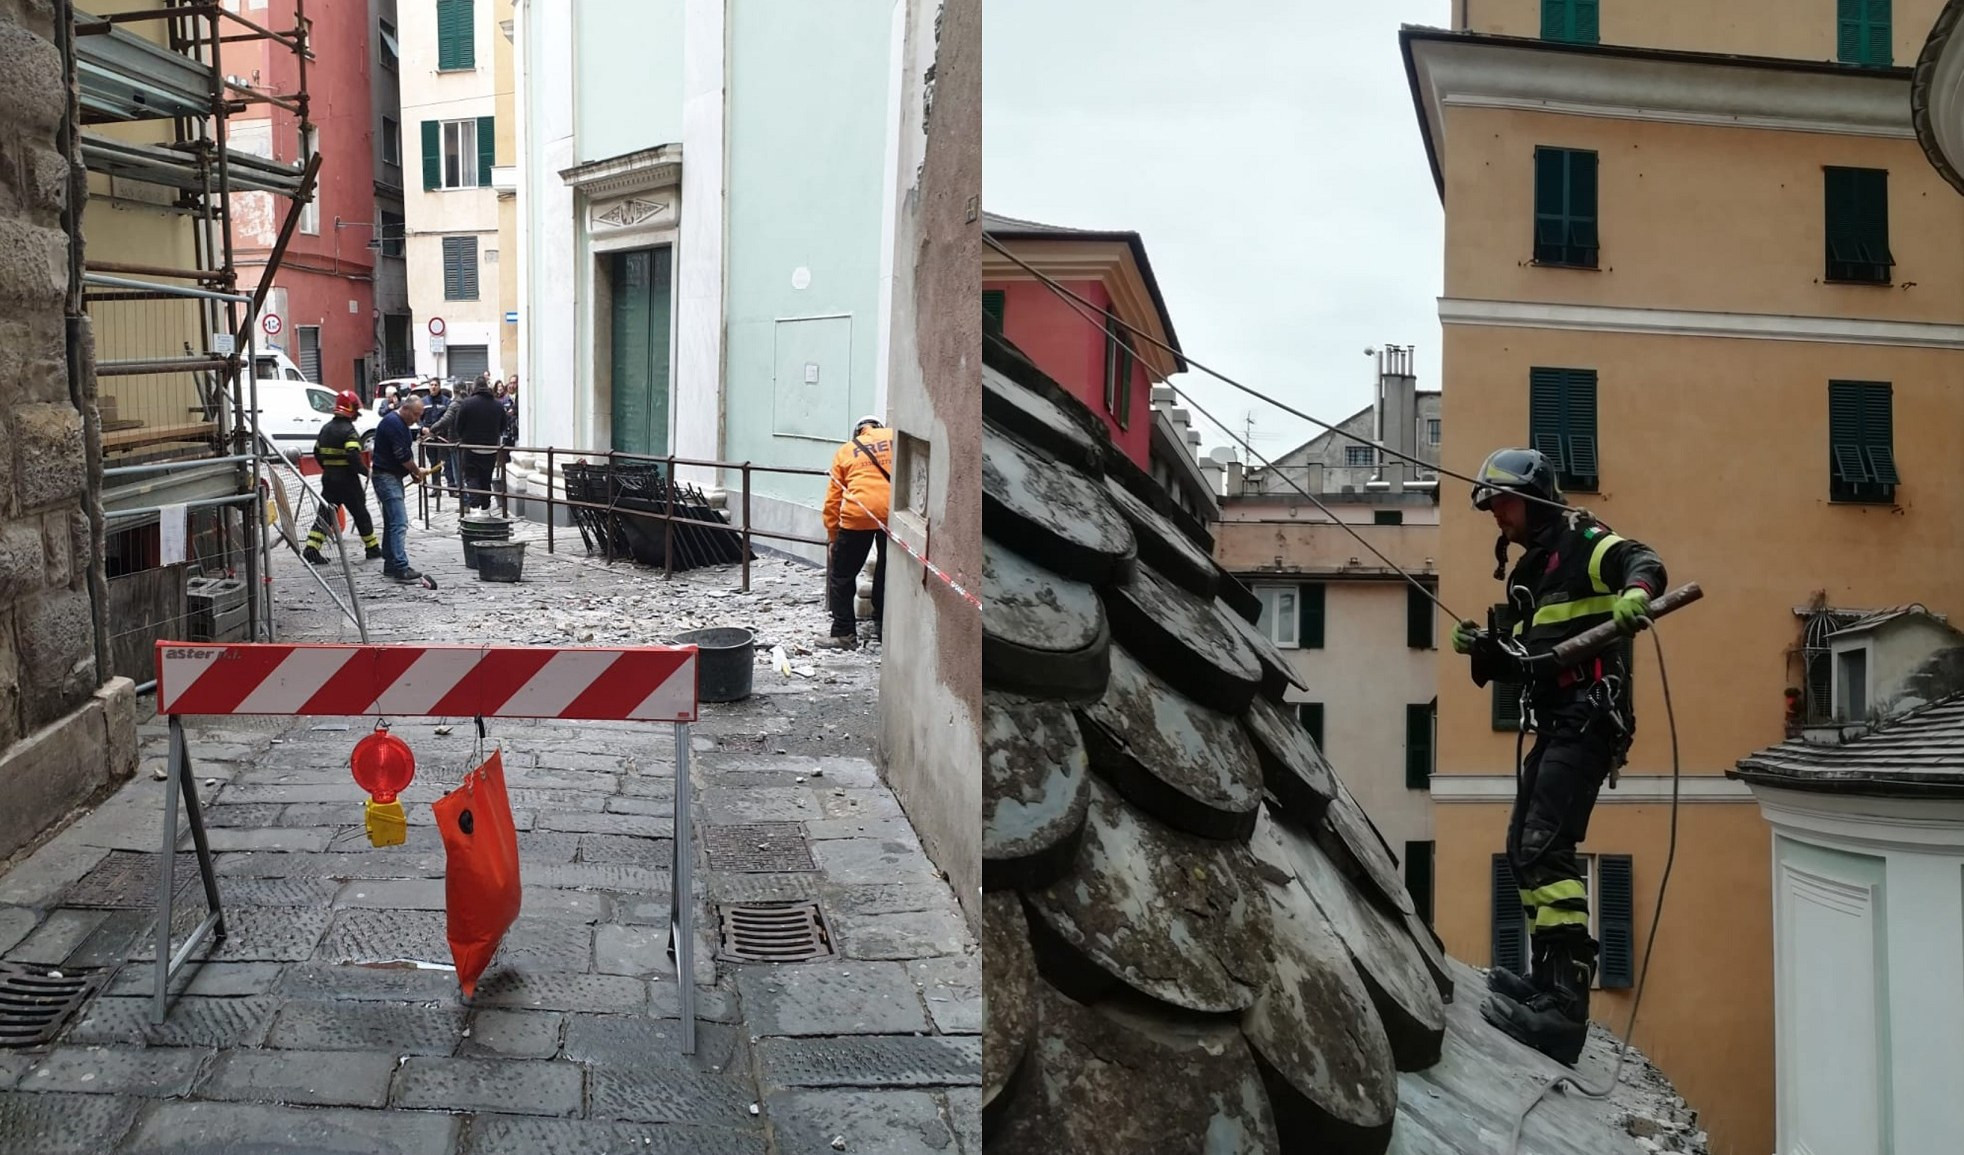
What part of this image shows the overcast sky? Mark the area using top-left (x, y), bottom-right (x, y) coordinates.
top-left (982, 0), bottom-right (1452, 463)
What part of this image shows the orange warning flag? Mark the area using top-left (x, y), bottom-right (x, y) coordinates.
top-left (432, 750), bottom-right (522, 997)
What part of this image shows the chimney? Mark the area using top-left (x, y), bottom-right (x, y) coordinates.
top-left (1376, 345), bottom-right (1418, 493)
top-left (1225, 459), bottom-right (1245, 496)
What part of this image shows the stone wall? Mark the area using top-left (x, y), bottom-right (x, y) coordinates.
top-left (0, 0), bottom-right (136, 862)
top-left (878, 0), bottom-right (982, 932)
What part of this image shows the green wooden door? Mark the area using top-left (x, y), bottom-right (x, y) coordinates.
top-left (609, 247), bottom-right (672, 457)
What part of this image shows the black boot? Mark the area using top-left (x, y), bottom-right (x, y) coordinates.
top-left (302, 546), bottom-right (328, 565)
top-left (1481, 935), bottom-right (1594, 1066)
top-left (365, 545), bottom-right (384, 561)
top-left (1488, 933), bottom-right (1555, 1004)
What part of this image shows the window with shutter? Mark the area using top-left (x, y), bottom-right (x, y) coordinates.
top-left (1492, 679), bottom-right (1524, 731)
top-left (437, 0), bottom-right (476, 71)
top-left (1297, 702), bottom-right (1324, 751)
top-left (1528, 366), bottom-right (1598, 492)
top-left (1541, 0), bottom-right (1600, 43)
top-left (1491, 854), bottom-right (1528, 974)
top-left (1297, 582), bottom-right (1325, 649)
top-left (1405, 841), bottom-right (1435, 925)
top-left (1532, 147), bottom-right (1598, 267)
top-left (1837, 0), bottom-right (1892, 67)
top-left (443, 236), bottom-right (479, 301)
top-left (982, 290), bottom-right (1005, 336)
top-left (1597, 854), bottom-right (1635, 988)
top-left (1828, 380), bottom-right (1896, 503)
top-left (1824, 167), bottom-right (1892, 283)
top-left (1407, 582), bottom-right (1433, 649)
top-left (1405, 703), bottom-right (1434, 790)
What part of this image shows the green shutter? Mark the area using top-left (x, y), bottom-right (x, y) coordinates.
top-left (443, 236), bottom-right (478, 301)
top-left (1297, 702), bottom-right (1324, 751)
top-left (1573, 0), bottom-right (1600, 43)
top-left (1298, 583), bottom-right (1325, 649)
top-left (1529, 367), bottom-right (1597, 491)
top-left (1857, 169), bottom-right (1891, 265)
top-left (1533, 147), bottom-right (1566, 259)
top-left (421, 120), bottom-right (440, 190)
top-left (1541, 0), bottom-right (1599, 43)
top-left (1407, 582), bottom-right (1433, 649)
top-left (1405, 841), bottom-right (1435, 925)
top-left (1861, 384), bottom-right (1898, 484)
top-left (477, 115), bottom-right (496, 186)
top-left (438, 0), bottom-right (475, 70)
top-left (1492, 854), bottom-right (1528, 974)
top-left (982, 289), bottom-right (1005, 336)
top-left (1405, 703), bottom-right (1434, 790)
top-left (1492, 680), bottom-right (1524, 731)
top-left (1826, 167), bottom-right (1891, 281)
top-left (1567, 150), bottom-right (1599, 253)
top-left (1838, 0), bottom-right (1865, 62)
top-left (1598, 854), bottom-right (1635, 988)
top-left (1564, 370), bottom-right (1599, 489)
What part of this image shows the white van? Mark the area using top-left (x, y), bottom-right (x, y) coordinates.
top-left (248, 350), bottom-right (380, 457)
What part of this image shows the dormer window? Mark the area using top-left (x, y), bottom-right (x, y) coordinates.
top-left (1836, 646), bottom-right (1869, 722)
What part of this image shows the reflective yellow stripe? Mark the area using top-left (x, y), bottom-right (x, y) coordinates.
top-left (1534, 906), bottom-right (1591, 930)
top-left (1513, 593), bottom-right (1620, 636)
top-left (1586, 533), bottom-right (1625, 594)
top-left (344, 440), bottom-right (363, 451)
top-left (1517, 888), bottom-right (1537, 909)
top-left (1528, 879), bottom-right (1587, 905)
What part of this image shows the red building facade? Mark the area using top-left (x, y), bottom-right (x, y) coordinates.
top-left (981, 213), bottom-right (1184, 470)
top-left (224, 2), bottom-right (385, 395)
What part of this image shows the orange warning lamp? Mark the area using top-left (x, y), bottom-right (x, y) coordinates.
top-left (350, 723), bottom-right (416, 846)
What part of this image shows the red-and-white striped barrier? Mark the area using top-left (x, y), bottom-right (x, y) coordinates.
top-left (155, 642), bottom-right (699, 722)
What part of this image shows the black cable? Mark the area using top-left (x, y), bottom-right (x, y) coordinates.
top-left (985, 233), bottom-right (1575, 517)
top-left (1505, 624), bottom-right (1680, 1154)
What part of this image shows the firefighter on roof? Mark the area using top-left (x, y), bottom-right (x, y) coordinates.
top-left (1451, 446), bottom-right (1667, 1065)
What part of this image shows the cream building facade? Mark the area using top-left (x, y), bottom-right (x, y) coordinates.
top-left (1407, 5), bottom-right (1963, 1153)
top-left (402, 0), bottom-right (503, 383)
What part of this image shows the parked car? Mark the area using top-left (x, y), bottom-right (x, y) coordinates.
top-left (372, 376), bottom-right (426, 413)
top-left (248, 351), bottom-right (379, 458)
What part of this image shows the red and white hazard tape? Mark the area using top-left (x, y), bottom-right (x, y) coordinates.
top-left (835, 489), bottom-right (981, 611)
top-left (155, 643), bottom-right (699, 722)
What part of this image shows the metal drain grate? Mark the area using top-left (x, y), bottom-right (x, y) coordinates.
top-left (704, 823), bottom-right (817, 873)
top-left (716, 901), bottom-right (833, 963)
top-left (0, 962), bottom-right (108, 1048)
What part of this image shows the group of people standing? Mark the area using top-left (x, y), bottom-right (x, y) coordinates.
top-left (305, 373), bottom-right (520, 585)
top-left (305, 384), bottom-right (899, 640)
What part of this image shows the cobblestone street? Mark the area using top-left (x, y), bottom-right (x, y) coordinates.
top-left (0, 515), bottom-right (979, 1154)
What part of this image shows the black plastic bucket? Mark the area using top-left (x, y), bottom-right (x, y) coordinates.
top-left (460, 515), bottom-right (511, 570)
top-left (672, 627), bottom-right (754, 703)
top-left (474, 540), bottom-right (527, 583)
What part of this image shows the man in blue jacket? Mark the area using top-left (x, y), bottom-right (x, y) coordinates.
top-left (372, 395), bottom-right (437, 584)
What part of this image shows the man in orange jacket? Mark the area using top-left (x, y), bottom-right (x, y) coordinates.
top-left (819, 415), bottom-right (893, 649)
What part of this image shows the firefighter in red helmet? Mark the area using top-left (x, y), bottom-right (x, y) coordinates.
top-left (303, 390), bottom-right (382, 565)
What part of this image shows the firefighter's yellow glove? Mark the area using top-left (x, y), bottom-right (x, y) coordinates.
top-left (1612, 588), bottom-right (1652, 634)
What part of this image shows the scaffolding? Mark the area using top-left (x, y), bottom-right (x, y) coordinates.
top-left (68, 1), bottom-right (323, 653)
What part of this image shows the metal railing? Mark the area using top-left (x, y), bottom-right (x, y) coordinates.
top-left (411, 441), bottom-right (830, 592)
